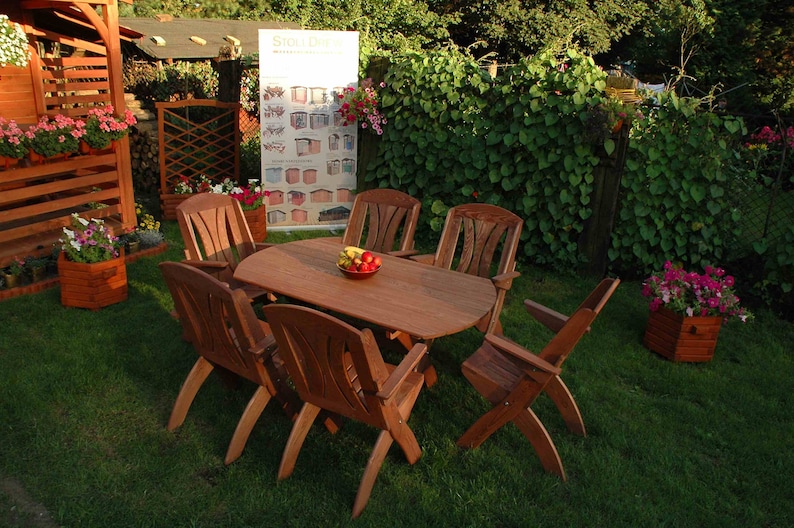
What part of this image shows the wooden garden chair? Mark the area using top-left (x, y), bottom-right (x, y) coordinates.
top-left (411, 203), bottom-right (523, 335)
top-left (456, 278), bottom-right (620, 481)
top-left (176, 192), bottom-right (274, 303)
top-left (341, 188), bottom-right (422, 257)
top-left (159, 261), bottom-right (299, 465)
top-left (262, 303), bottom-right (428, 519)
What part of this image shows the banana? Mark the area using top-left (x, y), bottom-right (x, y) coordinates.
top-left (344, 246), bottom-right (365, 259)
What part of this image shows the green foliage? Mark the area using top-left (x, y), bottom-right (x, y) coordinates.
top-left (610, 92), bottom-right (747, 274)
top-left (240, 131), bottom-right (262, 182)
top-left (123, 61), bottom-right (218, 103)
top-left (446, 0), bottom-right (649, 62)
top-left (375, 47), bottom-right (610, 267)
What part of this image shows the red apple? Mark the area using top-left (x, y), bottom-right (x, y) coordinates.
top-left (361, 251), bottom-right (374, 264)
top-left (358, 262), bottom-right (371, 272)
top-left (371, 256), bottom-right (382, 268)
top-left (347, 263), bottom-right (357, 271)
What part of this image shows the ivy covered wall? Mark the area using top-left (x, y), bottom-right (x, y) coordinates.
top-left (365, 47), bottom-right (792, 304)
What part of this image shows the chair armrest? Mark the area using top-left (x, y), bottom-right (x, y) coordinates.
top-left (408, 253), bottom-right (435, 265)
top-left (387, 249), bottom-right (420, 258)
top-left (254, 242), bottom-right (276, 251)
top-left (377, 343), bottom-right (428, 400)
top-left (524, 299), bottom-right (568, 334)
top-left (492, 270), bottom-right (521, 291)
top-left (249, 333), bottom-right (278, 360)
top-left (484, 333), bottom-right (561, 376)
top-left (181, 259), bottom-right (229, 271)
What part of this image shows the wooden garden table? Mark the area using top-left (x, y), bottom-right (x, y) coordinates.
top-left (233, 237), bottom-right (497, 344)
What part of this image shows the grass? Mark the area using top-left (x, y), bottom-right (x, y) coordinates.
top-left (1, 222), bottom-right (793, 527)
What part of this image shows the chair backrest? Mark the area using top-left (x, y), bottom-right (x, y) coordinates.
top-left (537, 278), bottom-right (620, 367)
top-left (433, 203), bottom-right (523, 278)
top-left (159, 260), bottom-right (275, 389)
top-left (176, 193), bottom-right (257, 283)
top-left (262, 304), bottom-right (395, 427)
top-left (341, 189), bottom-right (421, 254)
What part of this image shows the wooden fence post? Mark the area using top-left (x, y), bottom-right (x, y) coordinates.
top-left (578, 124), bottom-right (631, 276)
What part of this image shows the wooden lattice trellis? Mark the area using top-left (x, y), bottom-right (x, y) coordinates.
top-left (157, 99), bottom-right (241, 194)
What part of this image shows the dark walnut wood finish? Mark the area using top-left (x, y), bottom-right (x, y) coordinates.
top-left (457, 278), bottom-right (620, 481)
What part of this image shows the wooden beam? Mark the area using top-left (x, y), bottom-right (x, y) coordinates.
top-left (29, 27), bottom-right (106, 55)
top-left (74, 2), bottom-right (110, 45)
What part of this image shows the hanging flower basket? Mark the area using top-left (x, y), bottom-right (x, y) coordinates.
top-left (0, 14), bottom-right (30, 69)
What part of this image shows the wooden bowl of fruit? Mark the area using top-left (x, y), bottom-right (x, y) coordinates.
top-left (337, 246), bottom-right (382, 280)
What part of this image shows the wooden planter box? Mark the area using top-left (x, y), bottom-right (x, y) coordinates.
top-left (643, 306), bottom-right (723, 362)
top-left (243, 206), bottom-right (268, 242)
top-left (160, 193), bottom-right (192, 221)
top-left (58, 251), bottom-right (128, 310)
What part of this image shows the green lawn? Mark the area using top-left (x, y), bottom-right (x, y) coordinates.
top-left (1, 223), bottom-right (792, 527)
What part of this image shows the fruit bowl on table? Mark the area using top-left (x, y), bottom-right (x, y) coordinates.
top-left (337, 262), bottom-right (382, 280)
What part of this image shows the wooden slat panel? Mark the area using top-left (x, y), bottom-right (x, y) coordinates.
top-left (42, 57), bottom-right (108, 67)
top-left (0, 65), bottom-right (37, 123)
top-left (42, 80), bottom-right (110, 93)
top-left (0, 186), bottom-right (121, 228)
top-left (0, 154), bottom-right (117, 185)
top-left (45, 93), bottom-right (110, 106)
top-left (0, 204), bottom-right (122, 245)
top-left (40, 69), bottom-right (109, 81)
top-left (44, 105), bottom-right (111, 118)
top-left (0, 170), bottom-right (119, 207)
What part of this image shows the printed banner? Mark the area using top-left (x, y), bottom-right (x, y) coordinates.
top-left (258, 30), bottom-right (359, 230)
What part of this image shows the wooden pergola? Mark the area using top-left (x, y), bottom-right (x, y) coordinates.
top-left (0, 0), bottom-right (136, 268)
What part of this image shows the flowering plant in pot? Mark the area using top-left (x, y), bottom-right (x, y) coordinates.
top-left (642, 260), bottom-right (753, 323)
top-left (25, 115), bottom-right (84, 158)
top-left (209, 177), bottom-right (270, 211)
top-left (0, 14), bottom-right (29, 68)
top-left (5, 256), bottom-right (25, 276)
top-left (82, 105), bottom-right (137, 150)
top-left (172, 174), bottom-right (213, 194)
top-left (59, 213), bottom-right (121, 263)
top-left (0, 117), bottom-right (28, 160)
top-left (136, 203), bottom-right (165, 249)
top-left (336, 78), bottom-right (387, 135)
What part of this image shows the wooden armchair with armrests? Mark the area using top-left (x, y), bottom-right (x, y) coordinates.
top-left (175, 192), bottom-right (274, 303)
top-left (341, 188), bottom-right (422, 257)
top-left (456, 278), bottom-right (620, 481)
top-left (262, 303), bottom-right (428, 519)
top-left (410, 203), bottom-right (523, 336)
top-left (159, 261), bottom-right (299, 465)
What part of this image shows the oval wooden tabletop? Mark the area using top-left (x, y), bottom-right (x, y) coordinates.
top-left (234, 237), bottom-right (497, 341)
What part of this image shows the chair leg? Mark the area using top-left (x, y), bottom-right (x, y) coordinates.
top-left (513, 407), bottom-right (566, 481)
top-left (168, 356), bottom-right (214, 431)
top-left (544, 375), bottom-right (586, 436)
top-left (457, 390), bottom-right (527, 450)
top-left (278, 402), bottom-right (322, 480)
top-left (224, 385), bottom-right (272, 465)
top-left (352, 430), bottom-right (394, 519)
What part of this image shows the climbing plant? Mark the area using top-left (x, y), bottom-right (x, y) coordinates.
top-left (372, 47), bottom-right (748, 276)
